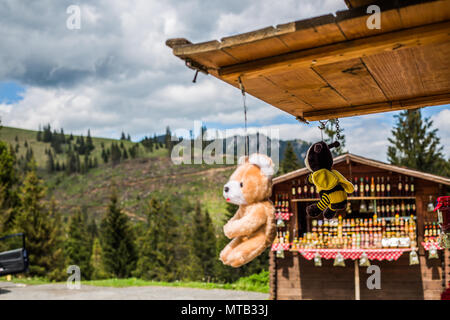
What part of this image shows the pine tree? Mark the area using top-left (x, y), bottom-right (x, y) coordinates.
top-left (86, 129), bottom-right (95, 154)
top-left (122, 148), bottom-right (128, 160)
top-left (66, 210), bottom-right (93, 280)
top-left (46, 150), bottom-right (55, 173)
top-left (90, 237), bottom-right (108, 279)
top-left (133, 196), bottom-right (179, 281)
top-left (191, 202), bottom-right (217, 281)
top-left (387, 109), bottom-right (446, 175)
top-left (165, 126), bottom-right (174, 157)
top-left (13, 162), bottom-right (64, 279)
top-left (281, 142), bottom-right (300, 174)
top-left (100, 190), bottom-right (137, 278)
top-left (0, 141), bottom-right (19, 233)
top-left (110, 143), bottom-right (121, 165)
top-left (120, 131), bottom-right (126, 140)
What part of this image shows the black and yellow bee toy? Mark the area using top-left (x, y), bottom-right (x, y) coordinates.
top-left (304, 141), bottom-right (354, 219)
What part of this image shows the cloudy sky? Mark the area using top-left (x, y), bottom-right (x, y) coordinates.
top-left (0, 0), bottom-right (448, 162)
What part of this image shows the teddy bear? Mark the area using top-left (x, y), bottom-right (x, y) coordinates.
top-left (220, 154), bottom-right (277, 268)
top-left (304, 141), bottom-right (354, 219)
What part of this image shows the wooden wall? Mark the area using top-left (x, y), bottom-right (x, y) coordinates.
top-left (270, 251), bottom-right (445, 300)
top-left (270, 159), bottom-right (449, 300)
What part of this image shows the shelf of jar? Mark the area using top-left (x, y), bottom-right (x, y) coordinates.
top-left (291, 196), bottom-right (416, 202)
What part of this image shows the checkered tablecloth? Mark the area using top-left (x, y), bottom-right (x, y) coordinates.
top-left (297, 248), bottom-right (411, 261)
top-left (271, 243), bottom-right (291, 251)
top-left (421, 242), bottom-right (444, 251)
top-left (275, 212), bottom-right (293, 220)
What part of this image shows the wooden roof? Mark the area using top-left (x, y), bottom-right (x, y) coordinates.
top-left (273, 153), bottom-right (450, 186)
top-left (166, 0), bottom-right (450, 121)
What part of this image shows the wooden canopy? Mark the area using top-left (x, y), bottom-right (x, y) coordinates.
top-left (166, 0), bottom-right (450, 121)
top-left (272, 153), bottom-right (450, 185)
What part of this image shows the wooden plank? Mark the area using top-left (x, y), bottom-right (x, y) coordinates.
top-left (363, 48), bottom-right (426, 100)
top-left (312, 58), bottom-right (387, 105)
top-left (264, 68), bottom-right (349, 109)
top-left (302, 92), bottom-right (450, 121)
top-left (276, 15), bottom-right (347, 51)
top-left (412, 43), bottom-right (450, 94)
top-left (218, 20), bottom-right (450, 80)
top-left (398, 0), bottom-right (450, 29)
top-left (336, 3), bottom-right (404, 40)
top-left (220, 27), bottom-right (291, 63)
top-left (172, 40), bottom-right (239, 69)
top-left (238, 75), bottom-right (313, 115)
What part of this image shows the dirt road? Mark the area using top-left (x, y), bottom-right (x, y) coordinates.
top-left (0, 282), bottom-right (268, 300)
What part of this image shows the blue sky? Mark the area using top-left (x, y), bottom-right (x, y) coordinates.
top-left (0, 82), bottom-right (25, 104)
top-left (0, 0), bottom-right (448, 162)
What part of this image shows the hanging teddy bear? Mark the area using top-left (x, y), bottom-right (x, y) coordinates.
top-left (220, 154), bottom-right (276, 268)
top-left (304, 141), bottom-right (354, 219)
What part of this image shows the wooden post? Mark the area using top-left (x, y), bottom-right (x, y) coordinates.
top-left (354, 260), bottom-right (360, 300)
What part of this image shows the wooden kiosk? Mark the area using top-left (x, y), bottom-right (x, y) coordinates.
top-left (167, 0), bottom-right (450, 300)
top-left (270, 154), bottom-right (450, 300)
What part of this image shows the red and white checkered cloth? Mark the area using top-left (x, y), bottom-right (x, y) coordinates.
top-left (275, 212), bottom-right (293, 220)
top-left (421, 242), bottom-right (443, 251)
top-left (271, 243), bottom-right (291, 251)
top-left (297, 248), bottom-right (411, 261)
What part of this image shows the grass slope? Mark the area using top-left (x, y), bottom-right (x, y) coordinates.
top-left (3, 271), bottom-right (269, 293)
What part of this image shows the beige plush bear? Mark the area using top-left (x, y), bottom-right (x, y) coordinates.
top-left (220, 154), bottom-right (277, 268)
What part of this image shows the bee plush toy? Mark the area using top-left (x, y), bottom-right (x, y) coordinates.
top-left (304, 141), bottom-right (354, 219)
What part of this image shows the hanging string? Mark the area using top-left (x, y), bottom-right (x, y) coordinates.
top-left (335, 118), bottom-right (341, 140)
top-left (318, 118), bottom-right (341, 142)
top-left (238, 76), bottom-right (249, 156)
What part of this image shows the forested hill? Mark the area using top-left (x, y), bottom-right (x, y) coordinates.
top-left (0, 126), bottom-right (309, 224)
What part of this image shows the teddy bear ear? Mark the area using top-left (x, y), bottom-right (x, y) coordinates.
top-left (248, 154), bottom-right (274, 178)
top-left (238, 156), bottom-right (249, 165)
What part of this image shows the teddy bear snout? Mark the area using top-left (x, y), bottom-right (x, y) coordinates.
top-left (223, 181), bottom-right (246, 205)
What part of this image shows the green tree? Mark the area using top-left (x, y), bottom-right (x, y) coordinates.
top-left (90, 237), bottom-right (108, 279)
top-left (281, 142), bottom-right (300, 174)
top-left (46, 150), bottom-right (55, 173)
top-left (86, 129), bottom-right (95, 154)
top-left (387, 109), bottom-right (446, 176)
top-left (191, 203), bottom-right (217, 281)
top-left (66, 210), bottom-right (93, 280)
top-left (14, 162), bottom-right (65, 279)
top-left (100, 189), bottom-right (137, 278)
top-left (134, 196), bottom-right (178, 281)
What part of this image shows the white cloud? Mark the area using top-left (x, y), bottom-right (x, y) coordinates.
top-left (1, 0), bottom-right (447, 164)
top-left (431, 109), bottom-right (450, 158)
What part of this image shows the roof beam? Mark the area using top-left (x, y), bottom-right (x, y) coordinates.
top-left (302, 92), bottom-right (450, 120)
top-left (218, 20), bottom-right (450, 81)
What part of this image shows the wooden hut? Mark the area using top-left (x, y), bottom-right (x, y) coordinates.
top-left (270, 153), bottom-right (450, 300)
top-left (166, 0), bottom-right (450, 299)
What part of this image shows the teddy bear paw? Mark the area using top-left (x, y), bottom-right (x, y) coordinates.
top-left (223, 223), bottom-right (235, 239)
